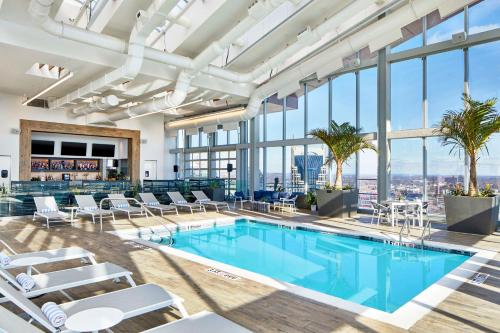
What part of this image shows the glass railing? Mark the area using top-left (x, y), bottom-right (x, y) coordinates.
top-left (0, 181), bottom-right (132, 217)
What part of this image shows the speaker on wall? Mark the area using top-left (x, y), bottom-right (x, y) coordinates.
top-left (113, 160), bottom-right (119, 168)
top-left (173, 165), bottom-right (179, 173)
top-left (226, 163), bottom-right (233, 173)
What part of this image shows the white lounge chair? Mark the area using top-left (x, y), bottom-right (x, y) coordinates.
top-left (139, 193), bottom-right (178, 216)
top-left (74, 195), bottom-right (115, 224)
top-left (1, 247), bottom-right (97, 273)
top-left (192, 191), bottom-right (230, 212)
top-left (32, 196), bottom-right (69, 228)
top-left (167, 192), bottom-right (206, 214)
top-left (108, 194), bottom-right (146, 219)
top-left (0, 262), bottom-right (136, 299)
top-left (142, 311), bottom-right (252, 333)
top-left (0, 305), bottom-right (44, 333)
top-left (0, 280), bottom-right (188, 333)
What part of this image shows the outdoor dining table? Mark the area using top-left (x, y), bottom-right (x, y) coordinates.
top-left (383, 200), bottom-right (423, 227)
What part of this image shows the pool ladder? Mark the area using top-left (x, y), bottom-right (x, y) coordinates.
top-left (99, 197), bottom-right (174, 246)
top-left (398, 215), bottom-right (432, 247)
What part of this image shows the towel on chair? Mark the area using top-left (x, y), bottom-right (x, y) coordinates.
top-left (16, 273), bottom-right (35, 291)
top-left (41, 302), bottom-right (67, 328)
top-left (0, 252), bottom-right (10, 267)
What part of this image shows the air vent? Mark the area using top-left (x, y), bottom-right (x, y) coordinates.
top-left (26, 99), bottom-right (49, 108)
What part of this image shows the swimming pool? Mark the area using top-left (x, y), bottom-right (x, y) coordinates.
top-left (165, 219), bottom-right (470, 313)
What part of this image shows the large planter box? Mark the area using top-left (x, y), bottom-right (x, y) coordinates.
top-left (317, 189), bottom-right (358, 218)
top-left (203, 188), bottom-right (225, 202)
top-left (444, 195), bottom-right (499, 235)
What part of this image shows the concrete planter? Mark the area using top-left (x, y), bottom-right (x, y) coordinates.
top-left (444, 195), bottom-right (499, 235)
top-left (317, 189), bottom-right (358, 218)
top-left (204, 188), bottom-right (225, 202)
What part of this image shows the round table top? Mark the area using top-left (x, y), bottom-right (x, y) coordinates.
top-left (9, 256), bottom-right (48, 267)
top-left (65, 307), bottom-right (124, 332)
top-left (63, 206), bottom-right (79, 210)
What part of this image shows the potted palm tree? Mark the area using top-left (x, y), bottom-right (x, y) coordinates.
top-left (437, 94), bottom-right (500, 235)
top-left (309, 121), bottom-right (376, 218)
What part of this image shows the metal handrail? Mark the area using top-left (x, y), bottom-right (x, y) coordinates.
top-left (398, 215), bottom-right (411, 243)
top-left (98, 197), bottom-right (174, 246)
top-left (419, 218), bottom-right (432, 246)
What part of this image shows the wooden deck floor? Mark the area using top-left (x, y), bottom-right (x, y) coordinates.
top-left (0, 209), bottom-right (498, 333)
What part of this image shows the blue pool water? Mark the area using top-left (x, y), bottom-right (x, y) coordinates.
top-left (169, 219), bottom-right (470, 312)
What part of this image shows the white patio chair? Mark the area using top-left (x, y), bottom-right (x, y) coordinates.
top-left (0, 305), bottom-right (44, 333)
top-left (75, 195), bottom-right (115, 224)
top-left (0, 262), bottom-right (136, 299)
top-left (1, 247), bottom-right (97, 273)
top-left (139, 193), bottom-right (178, 216)
top-left (167, 192), bottom-right (206, 214)
top-left (192, 191), bottom-right (230, 212)
top-left (108, 194), bottom-right (146, 219)
top-left (142, 311), bottom-right (252, 333)
top-left (0, 280), bottom-right (188, 333)
top-left (32, 196), bottom-right (68, 229)
top-left (370, 201), bottom-right (390, 225)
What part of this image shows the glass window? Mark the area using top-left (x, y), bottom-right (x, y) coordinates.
top-left (266, 95), bottom-right (283, 141)
top-left (189, 133), bottom-right (199, 148)
top-left (426, 137), bottom-right (464, 214)
top-left (217, 130), bottom-right (227, 145)
top-left (332, 155), bottom-right (356, 189)
top-left (359, 68), bottom-right (378, 133)
top-left (176, 129), bottom-right (185, 148)
top-left (477, 134), bottom-right (500, 193)
top-left (391, 18), bottom-right (423, 53)
top-left (266, 147), bottom-right (283, 190)
top-left (200, 132), bottom-right (208, 146)
top-left (285, 145), bottom-right (305, 193)
top-left (285, 92), bottom-right (305, 139)
top-left (259, 147), bottom-right (264, 189)
top-left (469, 0), bottom-right (500, 34)
top-left (427, 50), bottom-right (464, 128)
top-left (470, 40), bottom-right (500, 100)
top-left (307, 81), bottom-right (329, 133)
top-left (358, 142), bottom-right (378, 208)
top-left (391, 139), bottom-right (423, 200)
top-left (258, 104), bottom-right (265, 142)
top-left (426, 10), bottom-right (464, 45)
top-left (332, 73), bottom-right (356, 125)
top-left (228, 129), bottom-right (239, 144)
top-left (391, 58), bottom-right (423, 130)
top-left (307, 144), bottom-right (329, 190)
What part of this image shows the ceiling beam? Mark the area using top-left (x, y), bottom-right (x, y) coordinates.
top-left (82, 0), bottom-right (125, 33)
top-left (151, 0), bottom-right (229, 52)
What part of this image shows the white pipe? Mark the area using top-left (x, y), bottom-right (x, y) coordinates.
top-left (172, 0), bottom-right (474, 128)
top-left (48, 0), bottom-right (179, 111)
top-left (70, 95), bottom-right (119, 116)
top-left (167, 0), bottom-right (289, 108)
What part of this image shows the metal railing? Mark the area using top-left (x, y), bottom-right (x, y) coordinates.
top-left (98, 197), bottom-right (174, 246)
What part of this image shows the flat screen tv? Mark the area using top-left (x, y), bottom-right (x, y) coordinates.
top-left (92, 144), bottom-right (115, 157)
top-left (61, 142), bottom-right (87, 156)
top-left (31, 140), bottom-right (55, 155)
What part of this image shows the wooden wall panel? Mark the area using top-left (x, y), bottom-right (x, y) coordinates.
top-left (19, 120), bottom-right (141, 182)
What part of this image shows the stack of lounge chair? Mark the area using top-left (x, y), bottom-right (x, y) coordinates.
top-left (0, 246), bottom-right (251, 332)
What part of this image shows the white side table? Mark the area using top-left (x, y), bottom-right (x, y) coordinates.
top-left (65, 307), bottom-right (124, 333)
top-left (63, 206), bottom-right (79, 226)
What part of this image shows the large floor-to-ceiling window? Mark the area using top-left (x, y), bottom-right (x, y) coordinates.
top-left (169, 1), bottom-right (499, 213)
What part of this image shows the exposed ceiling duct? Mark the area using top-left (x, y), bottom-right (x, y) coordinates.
top-left (28, 0), bottom-right (180, 112)
top-left (171, 0), bottom-right (476, 130)
top-left (89, 0), bottom-right (295, 124)
top-left (70, 95), bottom-right (119, 116)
